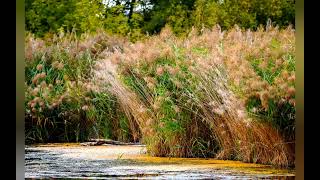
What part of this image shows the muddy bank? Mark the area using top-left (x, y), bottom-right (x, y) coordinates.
top-left (25, 143), bottom-right (295, 179)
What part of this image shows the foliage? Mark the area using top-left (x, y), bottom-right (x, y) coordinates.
top-left (26, 0), bottom-right (105, 37)
top-left (26, 0), bottom-right (295, 38)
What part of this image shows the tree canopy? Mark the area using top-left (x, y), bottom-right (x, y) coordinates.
top-left (26, 0), bottom-right (295, 39)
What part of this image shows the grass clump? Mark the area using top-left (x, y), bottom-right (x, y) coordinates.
top-left (25, 31), bottom-right (136, 144)
top-left (94, 25), bottom-right (295, 167)
top-left (25, 25), bottom-right (295, 167)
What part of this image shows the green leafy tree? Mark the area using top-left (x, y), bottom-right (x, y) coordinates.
top-left (193, 0), bottom-right (219, 29)
top-left (72, 0), bottom-right (105, 33)
top-left (215, 0), bottom-right (257, 29)
top-left (192, 0), bottom-right (295, 30)
top-left (143, 0), bottom-right (195, 35)
top-left (26, 0), bottom-right (295, 38)
top-left (26, 0), bottom-right (105, 37)
top-left (252, 0), bottom-right (295, 28)
top-left (104, 4), bottom-right (130, 35)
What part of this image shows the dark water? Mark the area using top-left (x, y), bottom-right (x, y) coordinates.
top-left (25, 144), bottom-right (295, 179)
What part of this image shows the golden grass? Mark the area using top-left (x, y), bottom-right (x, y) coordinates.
top-left (22, 25), bottom-right (293, 167)
top-left (92, 25), bottom-right (295, 167)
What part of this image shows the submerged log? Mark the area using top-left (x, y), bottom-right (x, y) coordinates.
top-left (80, 142), bottom-right (99, 146)
top-left (80, 139), bottom-right (140, 146)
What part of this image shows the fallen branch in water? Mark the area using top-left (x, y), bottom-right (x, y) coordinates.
top-left (80, 139), bottom-right (142, 146)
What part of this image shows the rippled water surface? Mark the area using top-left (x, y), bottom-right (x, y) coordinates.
top-left (25, 143), bottom-right (295, 179)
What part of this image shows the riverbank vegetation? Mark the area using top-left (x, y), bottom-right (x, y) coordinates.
top-left (25, 0), bottom-right (295, 167)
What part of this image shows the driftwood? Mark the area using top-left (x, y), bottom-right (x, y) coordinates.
top-left (80, 139), bottom-right (141, 146)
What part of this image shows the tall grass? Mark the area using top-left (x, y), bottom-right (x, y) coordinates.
top-left (93, 25), bottom-right (295, 166)
top-left (25, 31), bottom-right (137, 143)
top-left (25, 25), bottom-right (295, 167)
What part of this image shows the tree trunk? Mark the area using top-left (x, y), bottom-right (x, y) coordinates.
top-left (128, 0), bottom-right (136, 23)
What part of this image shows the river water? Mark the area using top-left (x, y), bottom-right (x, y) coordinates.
top-left (25, 143), bottom-right (295, 179)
